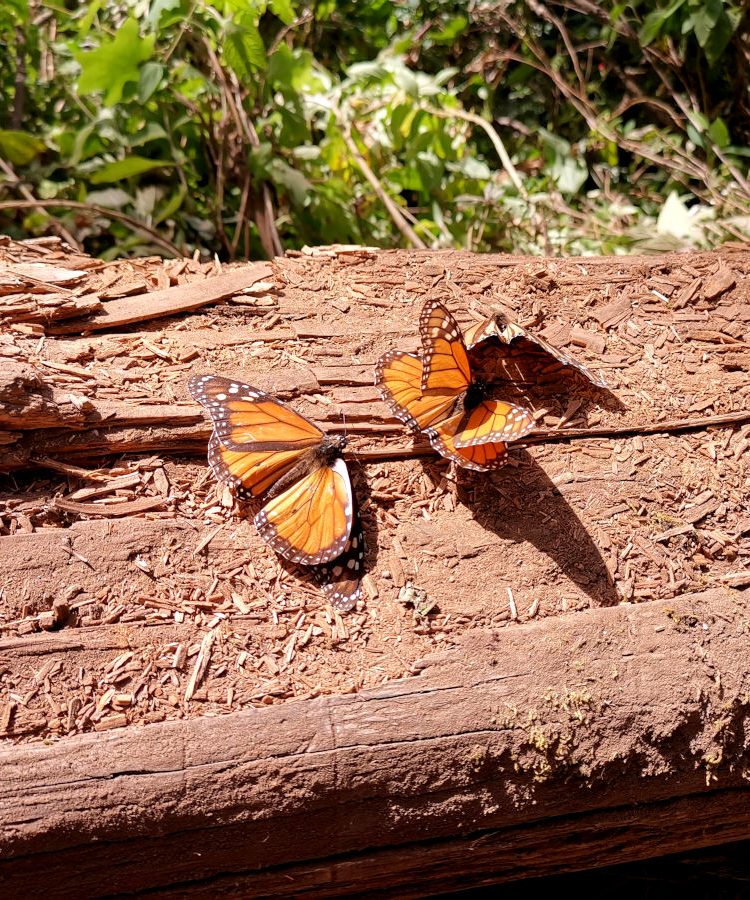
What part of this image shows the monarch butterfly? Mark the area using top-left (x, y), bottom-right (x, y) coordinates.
top-left (190, 375), bottom-right (363, 611)
top-left (463, 312), bottom-right (609, 389)
top-left (375, 300), bottom-right (535, 471)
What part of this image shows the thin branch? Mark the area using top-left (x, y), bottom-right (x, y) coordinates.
top-left (422, 104), bottom-right (526, 195)
top-left (350, 410), bottom-right (750, 462)
top-left (0, 198), bottom-right (183, 258)
top-left (526, 0), bottom-right (587, 98)
top-left (0, 159), bottom-right (81, 251)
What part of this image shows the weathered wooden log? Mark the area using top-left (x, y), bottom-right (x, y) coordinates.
top-left (1, 239), bottom-right (749, 895)
top-left (1, 588), bottom-right (749, 896)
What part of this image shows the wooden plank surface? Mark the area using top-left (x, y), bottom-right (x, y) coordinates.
top-left (1, 588), bottom-right (749, 896)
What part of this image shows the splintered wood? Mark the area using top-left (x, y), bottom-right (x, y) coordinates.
top-left (1, 236), bottom-right (749, 743)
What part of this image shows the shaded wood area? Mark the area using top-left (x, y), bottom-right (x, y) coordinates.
top-left (1, 236), bottom-right (749, 894)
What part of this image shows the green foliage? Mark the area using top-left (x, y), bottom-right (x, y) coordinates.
top-left (0, 1), bottom-right (749, 258)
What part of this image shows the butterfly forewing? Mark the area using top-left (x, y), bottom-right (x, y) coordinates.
top-left (419, 300), bottom-right (471, 396)
top-left (375, 350), bottom-right (456, 433)
top-left (254, 457), bottom-right (354, 565)
top-left (465, 314), bottom-right (608, 389)
top-left (207, 433), bottom-right (306, 499)
top-left (515, 327), bottom-right (609, 389)
top-left (189, 375), bottom-right (324, 450)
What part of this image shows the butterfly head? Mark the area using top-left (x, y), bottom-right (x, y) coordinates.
top-left (318, 432), bottom-right (347, 464)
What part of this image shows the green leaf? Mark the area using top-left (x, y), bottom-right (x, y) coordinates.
top-left (707, 116), bottom-right (730, 148)
top-left (78, 0), bottom-right (104, 36)
top-left (639, 0), bottom-right (686, 46)
top-left (90, 156), bottom-right (174, 184)
top-left (551, 156), bottom-right (588, 195)
top-left (128, 122), bottom-right (168, 148)
top-left (268, 159), bottom-right (311, 205)
top-left (139, 62), bottom-right (164, 102)
top-left (268, 45), bottom-right (324, 92)
top-left (0, 130), bottom-right (46, 165)
top-left (414, 151), bottom-right (443, 192)
top-left (448, 156), bottom-right (492, 180)
top-left (691, 0), bottom-right (739, 67)
top-left (155, 185), bottom-right (187, 223)
top-left (224, 17), bottom-right (266, 79)
top-left (76, 18), bottom-right (155, 106)
top-left (269, 0), bottom-right (295, 25)
top-left (147, 0), bottom-right (183, 29)
top-left (430, 15), bottom-right (468, 45)
top-left (686, 121), bottom-right (704, 149)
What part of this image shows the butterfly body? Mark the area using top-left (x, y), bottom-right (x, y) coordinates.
top-left (190, 375), bottom-right (362, 610)
top-left (376, 301), bottom-right (535, 471)
top-left (264, 434), bottom-right (346, 500)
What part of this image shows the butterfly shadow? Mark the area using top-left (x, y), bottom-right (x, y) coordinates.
top-left (421, 449), bottom-right (619, 609)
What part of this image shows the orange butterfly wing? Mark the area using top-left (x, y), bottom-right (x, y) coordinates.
top-left (426, 414), bottom-right (510, 472)
top-left (206, 433), bottom-right (303, 499)
top-left (465, 314), bottom-right (608, 388)
top-left (375, 350), bottom-right (456, 433)
top-left (193, 376), bottom-right (360, 595)
top-left (450, 398), bottom-right (535, 448)
top-left (376, 351), bottom-right (521, 471)
top-left (255, 457), bottom-right (354, 565)
top-left (189, 375), bottom-right (324, 450)
top-left (419, 300), bottom-right (471, 396)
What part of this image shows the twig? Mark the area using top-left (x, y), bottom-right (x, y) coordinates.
top-left (422, 104), bottom-right (526, 196)
top-left (0, 198), bottom-right (183, 258)
top-left (340, 122), bottom-right (428, 249)
top-left (268, 8), bottom-right (314, 55)
top-left (524, 410), bottom-right (750, 443)
top-left (526, 0), bottom-right (586, 98)
top-left (184, 630), bottom-right (215, 702)
top-left (349, 410), bottom-right (750, 462)
top-left (202, 39), bottom-right (284, 259)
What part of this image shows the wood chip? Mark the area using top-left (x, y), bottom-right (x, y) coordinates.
top-left (185, 631), bottom-right (215, 702)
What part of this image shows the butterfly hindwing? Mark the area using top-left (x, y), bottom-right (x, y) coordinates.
top-left (254, 456), bottom-right (354, 566)
top-left (311, 498), bottom-right (365, 613)
top-left (426, 414), bottom-right (510, 472)
top-left (451, 398), bottom-right (535, 448)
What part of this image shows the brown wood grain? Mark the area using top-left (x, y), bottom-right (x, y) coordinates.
top-left (1, 588), bottom-right (749, 896)
top-left (48, 262), bottom-right (273, 333)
